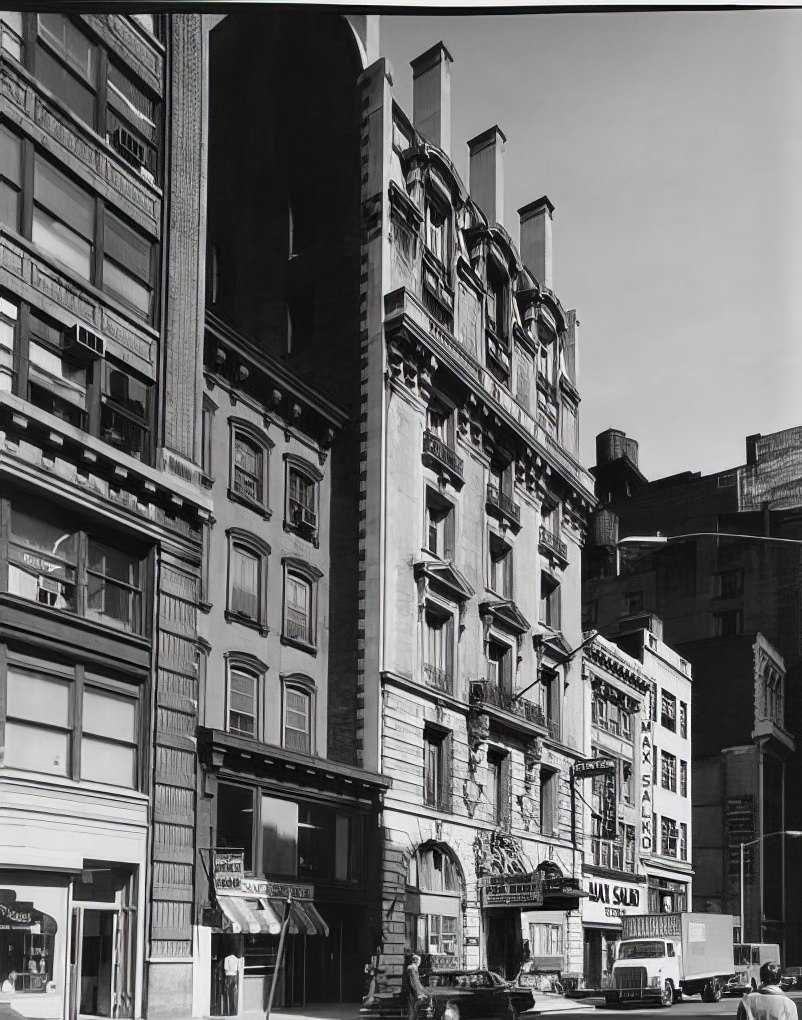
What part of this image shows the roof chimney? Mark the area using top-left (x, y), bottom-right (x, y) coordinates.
top-left (468, 126), bottom-right (506, 228)
top-left (518, 196), bottom-right (554, 290)
top-left (411, 42), bottom-right (453, 154)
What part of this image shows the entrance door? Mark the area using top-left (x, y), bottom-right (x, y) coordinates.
top-left (485, 911), bottom-right (521, 980)
top-left (72, 908), bottom-right (117, 1018)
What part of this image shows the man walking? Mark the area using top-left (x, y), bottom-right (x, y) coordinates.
top-left (737, 962), bottom-right (796, 1020)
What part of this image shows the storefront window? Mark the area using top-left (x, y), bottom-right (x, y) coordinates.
top-left (261, 796), bottom-right (298, 878)
top-left (529, 922), bottom-right (563, 957)
top-left (0, 872), bottom-right (67, 1006)
top-left (405, 844), bottom-right (462, 964)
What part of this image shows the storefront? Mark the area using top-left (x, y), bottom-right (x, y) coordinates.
top-left (0, 791), bottom-right (147, 1020)
top-left (581, 875), bottom-right (646, 991)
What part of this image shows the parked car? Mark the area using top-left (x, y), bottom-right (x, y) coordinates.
top-left (361, 968), bottom-right (534, 1020)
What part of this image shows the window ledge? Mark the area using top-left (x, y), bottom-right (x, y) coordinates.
top-left (280, 634), bottom-right (317, 657)
top-left (227, 487), bottom-right (272, 519)
top-left (283, 521), bottom-right (319, 547)
top-left (198, 601), bottom-right (213, 615)
top-left (224, 609), bottom-right (268, 637)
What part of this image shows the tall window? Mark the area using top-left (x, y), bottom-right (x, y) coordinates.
top-left (423, 608), bottom-right (454, 692)
top-left (679, 823), bottom-right (688, 861)
top-left (226, 666), bottom-right (258, 739)
top-left (217, 783), bottom-right (254, 872)
top-left (661, 751), bottom-right (677, 792)
top-left (424, 727), bottom-right (450, 811)
top-left (284, 573), bottom-right (312, 646)
top-left (487, 639), bottom-right (513, 696)
top-left (226, 532), bottom-right (269, 632)
top-left (540, 572), bottom-right (561, 630)
top-left (713, 609), bottom-right (742, 636)
top-left (679, 701), bottom-right (688, 738)
top-left (661, 691), bottom-right (676, 731)
top-left (488, 533), bottom-right (513, 598)
top-left (81, 678), bottom-right (138, 787)
top-left (424, 488), bottom-right (454, 559)
top-left (230, 422), bottom-right (271, 512)
top-left (285, 458), bottom-right (320, 542)
top-left (661, 816), bottom-right (678, 857)
top-left (529, 923), bottom-right (563, 958)
top-left (101, 361), bottom-right (150, 458)
top-left (425, 199), bottom-right (448, 263)
top-left (540, 766), bottom-right (558, 835)
top-left (405, 846), bottom-right (461, 961)
top-left (87, 538), bottom-right (142, 633)
top-left (680, 760), bottom-right (688, 797)
top-left (283, 683), bottom-right (312, 754)
top-left (486, 750), bottom-right (509, 828)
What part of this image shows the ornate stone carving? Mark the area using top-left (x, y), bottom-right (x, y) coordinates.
top-left (517, 793), bottom-right (536, 831)
top-left (463, 778), bottom-right (482, 819)
top-left (473, 830), bottom-right (532, 877)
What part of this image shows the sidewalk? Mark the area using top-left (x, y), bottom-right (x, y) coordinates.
top-left (188, 998), bottom-right (593, 1020)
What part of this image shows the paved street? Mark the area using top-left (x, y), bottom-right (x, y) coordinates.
top-left (558, 992), bottom-right (802, 1019)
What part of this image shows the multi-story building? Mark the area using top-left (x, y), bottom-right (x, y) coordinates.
top-left (580, 625), bottom-right (692, 991)
top-left (0, 11), bottom-right (211, 1019)
top-left (190, 11), bottom-right (389, 1017)
top-left (584, 427), bottom-right (799, 959)
top-left (356, 43), bottom-right (596, 991)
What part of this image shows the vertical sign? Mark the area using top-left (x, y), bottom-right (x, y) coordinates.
top-left (640, 689), bottom-right (654, 852)
top-left (601, 771), bottom-right (617, 840)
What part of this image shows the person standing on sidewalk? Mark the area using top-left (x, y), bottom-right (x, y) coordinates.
top-left (736, 962), bottom-right (796, 1020)
top-left (223, 949), bottom-right (240, 1016)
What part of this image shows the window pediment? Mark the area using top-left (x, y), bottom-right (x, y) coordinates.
top-left (414, 559), bottom-right (474, 604)
top-left (480, 598), bottom-right (530, 636)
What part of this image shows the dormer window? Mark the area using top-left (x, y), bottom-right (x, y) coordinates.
top-left (486, 262), bottom-right (510, 386)
top-left (537, 316), bottom-right (557, 387)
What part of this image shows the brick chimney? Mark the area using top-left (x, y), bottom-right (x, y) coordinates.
top-left (411, 42), bottom-right (453, 154)
top-left (468, 126), bottom-right (506, 228)
top-left (518, 196), bottom-right (554, 290)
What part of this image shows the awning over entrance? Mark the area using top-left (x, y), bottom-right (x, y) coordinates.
top-left (265, 898), bottom-right (329, 937)
top-left (218, 896), bottom-right (282, 935)
top-left (217, 896), bottom-right (328, 937)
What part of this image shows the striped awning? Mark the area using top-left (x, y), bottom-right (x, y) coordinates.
top-left (264, 899), bottom-right (329, 937)
top-left (218, 896), bottom-right (282, 935)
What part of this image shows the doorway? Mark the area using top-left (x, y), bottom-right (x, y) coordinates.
top-left (485, 910), bottom-right (522, 980)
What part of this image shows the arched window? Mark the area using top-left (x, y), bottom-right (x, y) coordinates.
top-left (405, 844), bottom-right (463, 962)
top-left (229, 418), bottom-right (273, 514)
top-left (282, 557), bottom-right (322, 651)
top-left (282, 675), bottom-right (315, 755)
top-left (225, 653), bottom-right (267, 741)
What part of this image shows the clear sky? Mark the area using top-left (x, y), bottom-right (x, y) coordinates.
top-left (380, 9), bottom-right (802, 481)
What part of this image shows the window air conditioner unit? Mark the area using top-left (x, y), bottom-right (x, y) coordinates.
top-left (292, 504), bottom-right (317, 529)
top-left (37, 575), bottom-right (62, 607)
top-left (65, 323), bottom-right (105, 361)
top-left (112, 127), bottom-right (145, 171)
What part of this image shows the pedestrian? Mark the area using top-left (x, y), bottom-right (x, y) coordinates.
top-left (223, 948), bottom-right (240, 1016)
top-left (736, 962), bottom-right (796, 1020)
top-left (405, 954), bottom-right (428, 1020)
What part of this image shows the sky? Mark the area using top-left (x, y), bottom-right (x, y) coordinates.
top-left (380, 9), bottom-right (802, 481)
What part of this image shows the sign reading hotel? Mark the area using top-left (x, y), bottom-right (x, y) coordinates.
top-left (574, 758), bottom-right (616, 779)
top-left (213, 850), bottom-right (244, 892)
top-left (478, 873), bottom-right (543, 908)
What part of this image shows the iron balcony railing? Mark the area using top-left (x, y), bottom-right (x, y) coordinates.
top-left (539, 525), bottom-right (568, 560)
top-left (422, 430), bottom-right (464, 482)
top-left (486, 483), bottom-right (520, 524)
top-left (469, 679), bottom-right (559, 736)
top-left (423, 662), bottom-right (453, 694)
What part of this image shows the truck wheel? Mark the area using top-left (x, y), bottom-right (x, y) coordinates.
top-left (702, 982), bottom-right (721, 1003)
top-left (673, 986), bottom-right (684, 1004)
top-left (660, 981), bottom-right (674, 1008)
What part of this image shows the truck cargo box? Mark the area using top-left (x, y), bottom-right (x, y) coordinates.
top-left (621, 912), bottom-right (735, 983)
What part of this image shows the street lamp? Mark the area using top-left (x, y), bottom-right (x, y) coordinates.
top-left (617, 532), bottom-right (802, 547)
top-left (739, 831), bottom-right (802, 944)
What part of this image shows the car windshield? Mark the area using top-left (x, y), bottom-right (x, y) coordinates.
top-left (618, 940), bottom-right (666, 960)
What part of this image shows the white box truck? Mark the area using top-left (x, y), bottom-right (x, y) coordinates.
top-left (605, 912), bottom-right (735, 1007)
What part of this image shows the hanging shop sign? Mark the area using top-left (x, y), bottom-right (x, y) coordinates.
top-left (213, 850), bottom-right (244, 892)
top-left (478, 872), bottom-right (544, 908)
top-left (239, 878), bottom-right (314, 901)
top-left (573, 758), bottom-right (616, 779)
top-left (0, 900), bottom-right (34, 928)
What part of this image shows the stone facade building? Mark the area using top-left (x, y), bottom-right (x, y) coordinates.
top-left (355, 43), bottom-right (596, 992)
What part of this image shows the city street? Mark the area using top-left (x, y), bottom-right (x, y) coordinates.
top-left (558, 993), bottom-right (802, 1020)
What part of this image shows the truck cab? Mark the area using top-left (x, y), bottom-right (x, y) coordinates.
top-left (608, 938), bottom-right (681, 1007)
